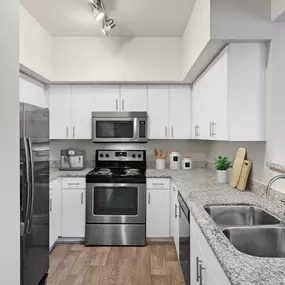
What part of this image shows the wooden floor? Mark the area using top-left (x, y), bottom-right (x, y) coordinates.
top-left (47, 244), bottom-right (185, 285)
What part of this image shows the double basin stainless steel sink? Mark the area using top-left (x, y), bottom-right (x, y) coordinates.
top-left (204, 205), bottom-right (285, 258)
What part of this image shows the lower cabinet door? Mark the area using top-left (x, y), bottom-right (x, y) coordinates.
top-left (146, 190), bottom-right (170, 238)
top-left (49, 190), bottom-right (57, 249)
top-left (62, 189), bottom-right (85, 238)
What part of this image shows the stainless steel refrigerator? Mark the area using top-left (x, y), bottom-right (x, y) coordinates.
top-left (20, 103), bottom-right (49, 285)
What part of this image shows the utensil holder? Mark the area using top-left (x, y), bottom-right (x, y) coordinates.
top-left (156, 159), bottom-right (166, 170)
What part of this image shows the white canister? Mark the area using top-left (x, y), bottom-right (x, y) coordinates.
top-left (170, 151), bottom-right (181, 170)
top-left (156, 159), bottom-right (166, 170)
top-left (182, 157), bottom-right (193, 170)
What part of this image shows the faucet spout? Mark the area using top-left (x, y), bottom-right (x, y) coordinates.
top-left (266, 175), bottom-right (285, 196)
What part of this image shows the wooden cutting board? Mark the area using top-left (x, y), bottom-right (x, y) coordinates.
top-left (237, 160), bottom-right (252, 191)
top-left (230, 148), bottom-right (247, 187)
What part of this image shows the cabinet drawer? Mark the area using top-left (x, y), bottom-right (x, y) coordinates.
top-left (62, 178), bottom-right (86, 189)
top-left (147, 178), bottom-right (170, 190)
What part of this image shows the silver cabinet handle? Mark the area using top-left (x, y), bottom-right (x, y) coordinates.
top-left (175, 205), bottom-right (180, 218)
top-left (209, 122), bottom-right (212, 137)
top-left (81, 192), bottom-right (84, 205)
top-left (212, 121), bottom-right (216, 137)
top-left (66, 127), bottom-right (69, 138)
top-left (199, 263), bottom-right (206, 285)
top-left (171, 126), bottom-right (174, 138)
top-left (197, 125), bottom-right (200, 137)
top-left (165, 126), bottom-right (167, 138)
top-left (196, 257), bottom-right (202, 281)
top-left (116, 99), bottom-right (118, 111)
top-left (122, 99), bottom-right (125, 111)
top-left (148, 192), bottom-right (151, 204)
top-left (73, 127), bottom-right (75, 138)
top-left (49, 198), bottom-right (52, 212)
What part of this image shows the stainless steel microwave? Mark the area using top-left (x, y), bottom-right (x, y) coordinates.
top-left (92, 112), bottom-right (148, 143)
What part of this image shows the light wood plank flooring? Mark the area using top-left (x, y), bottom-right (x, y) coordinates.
top-left (47, 244), bottom-right (185, 285)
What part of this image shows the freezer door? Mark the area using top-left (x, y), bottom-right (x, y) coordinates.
top-left (21, 104), bottom-right (49, 285)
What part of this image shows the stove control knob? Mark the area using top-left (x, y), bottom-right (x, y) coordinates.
top-left (138, 154), bottom-right (142, 159)
top-left (106, 154), bottom-right (110, 158)
top-left (100, 153), bottom-right (104, 158)
top-left (132, 154), bottom-right (136, 158)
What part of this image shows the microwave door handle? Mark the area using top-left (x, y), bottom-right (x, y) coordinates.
top-left (22, 137), bottom-right (31, 236)
top-left (27, 137), bottom-right (35, 234)
top-left (134, 118), bottom-right (138, 141)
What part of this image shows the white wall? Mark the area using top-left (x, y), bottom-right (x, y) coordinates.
top-left (207, 141), bottom-right (266, 182)
top-left (211, 0), bottom-right (272, 40)
top-left (52, 37), bottom-right (182, 83)
top-left (20, 6), bottom-right (52, 81)
top-left (50, 140), bottom-right (209, 163)
top-left (182, 0), bottom-right (211, 79)
top-left (0, 0), bottom-right (20, 284)
top-left (271, 0), bottom-right (285, 22)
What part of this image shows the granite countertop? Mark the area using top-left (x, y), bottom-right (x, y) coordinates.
top-left (50, 168), bottom-right (93, 182)
top-left (147, 168), bottom-right (285, 285)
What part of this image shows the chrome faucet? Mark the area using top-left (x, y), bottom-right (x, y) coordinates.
top-left (266, 175), bottom-right (285, 196)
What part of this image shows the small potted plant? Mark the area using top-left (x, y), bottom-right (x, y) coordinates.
top-left (215, 156), bottom-right (232, 183)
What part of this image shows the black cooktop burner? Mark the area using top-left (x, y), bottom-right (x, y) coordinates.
top-left (86, 167), bottom-right (146, 184)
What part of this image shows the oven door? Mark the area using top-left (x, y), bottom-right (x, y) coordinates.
top-left (86, 183), bottom-right (146, 224)
top-left (92, 118), bottom-right (137, 142)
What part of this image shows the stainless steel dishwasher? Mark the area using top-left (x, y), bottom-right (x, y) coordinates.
top-left (178, 192), bottom-right (190, 285)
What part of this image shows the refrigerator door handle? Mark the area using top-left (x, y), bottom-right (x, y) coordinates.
top-left (22, 137), bottom-right (31, 236)
top-left (27, 137), bottom-right (35, 234)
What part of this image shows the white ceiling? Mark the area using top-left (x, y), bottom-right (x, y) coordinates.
top-left (21, 0), bottom-right (195, 37)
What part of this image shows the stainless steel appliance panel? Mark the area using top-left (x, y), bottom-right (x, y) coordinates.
top-left (178, 193), bottom-right (190, 285)
top-left (86, 183), bottom-right (146, 224)
top-left (20, 103), bottom-right (49, 285)
top-left (85, 224), bottom-right (146, 246)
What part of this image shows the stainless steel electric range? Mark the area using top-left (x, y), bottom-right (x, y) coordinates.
top-left (85, 149), bottom-right (146, 246)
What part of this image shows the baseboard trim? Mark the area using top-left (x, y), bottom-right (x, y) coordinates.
top-left (57, 237), bottom-right (85, 244)
top-left (146, 237), bottom-right (174, 244)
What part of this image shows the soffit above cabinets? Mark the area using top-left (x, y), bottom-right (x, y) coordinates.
top-left (20, 0), bottom-right (195, 37)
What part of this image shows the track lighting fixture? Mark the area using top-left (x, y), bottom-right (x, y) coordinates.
top-left (88, 0), bottom-right (116, 36)
top-left (102, 18), bottom-right (116, 36)
top-left (89, 0), bottom-right (105, 21)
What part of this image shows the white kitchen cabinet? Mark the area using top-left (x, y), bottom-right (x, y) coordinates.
top-left (148, 85), bottom-right (191, 139)
top-left (190, 214), bottom-right (231, 285)
top-left (120, 85), bottom-right (147, 111)
top-left (148, 85), bottom-right (169, 139)
top-left (92, 85), bottom-right (120, 112)
top-left (146, 189), bottom-right (170, 238)
top-left (62, 189), bottom-right (85, 238)
top-left (19, 74), bottom-right (49, 109)
top-left (49, 85), bottom-right (72, 139)
top-left (71, 85), bottom-right (97, 139)
top-left (169, 85), bottom-right (191, 139)
top-left (49, 179), bottom-right (62, 250)
top-left (49, 190), bottom-right (57, 249)
top-left (192, 43), bottom-right (266, 141)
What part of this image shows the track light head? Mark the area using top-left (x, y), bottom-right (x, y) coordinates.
top-left (102, 18), bottom-right (116, 36)
top-left (89, 0), bottom-right (105, 21)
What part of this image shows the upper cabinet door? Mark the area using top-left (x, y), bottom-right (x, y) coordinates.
top-left (120, 85), bottom-right (147, 111)
top-left (71, 85), bottom-right (97, 139)
top-left (49, 86), bottom-right (72, 139)
top-left (121, 85), bottom-right (147, 112)
top-left (92, 85), bottom-right (120, 112)
top-left (169, 85), bottom-right (191, 139)
top-left (148, 85), bottom-right (169, 139)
